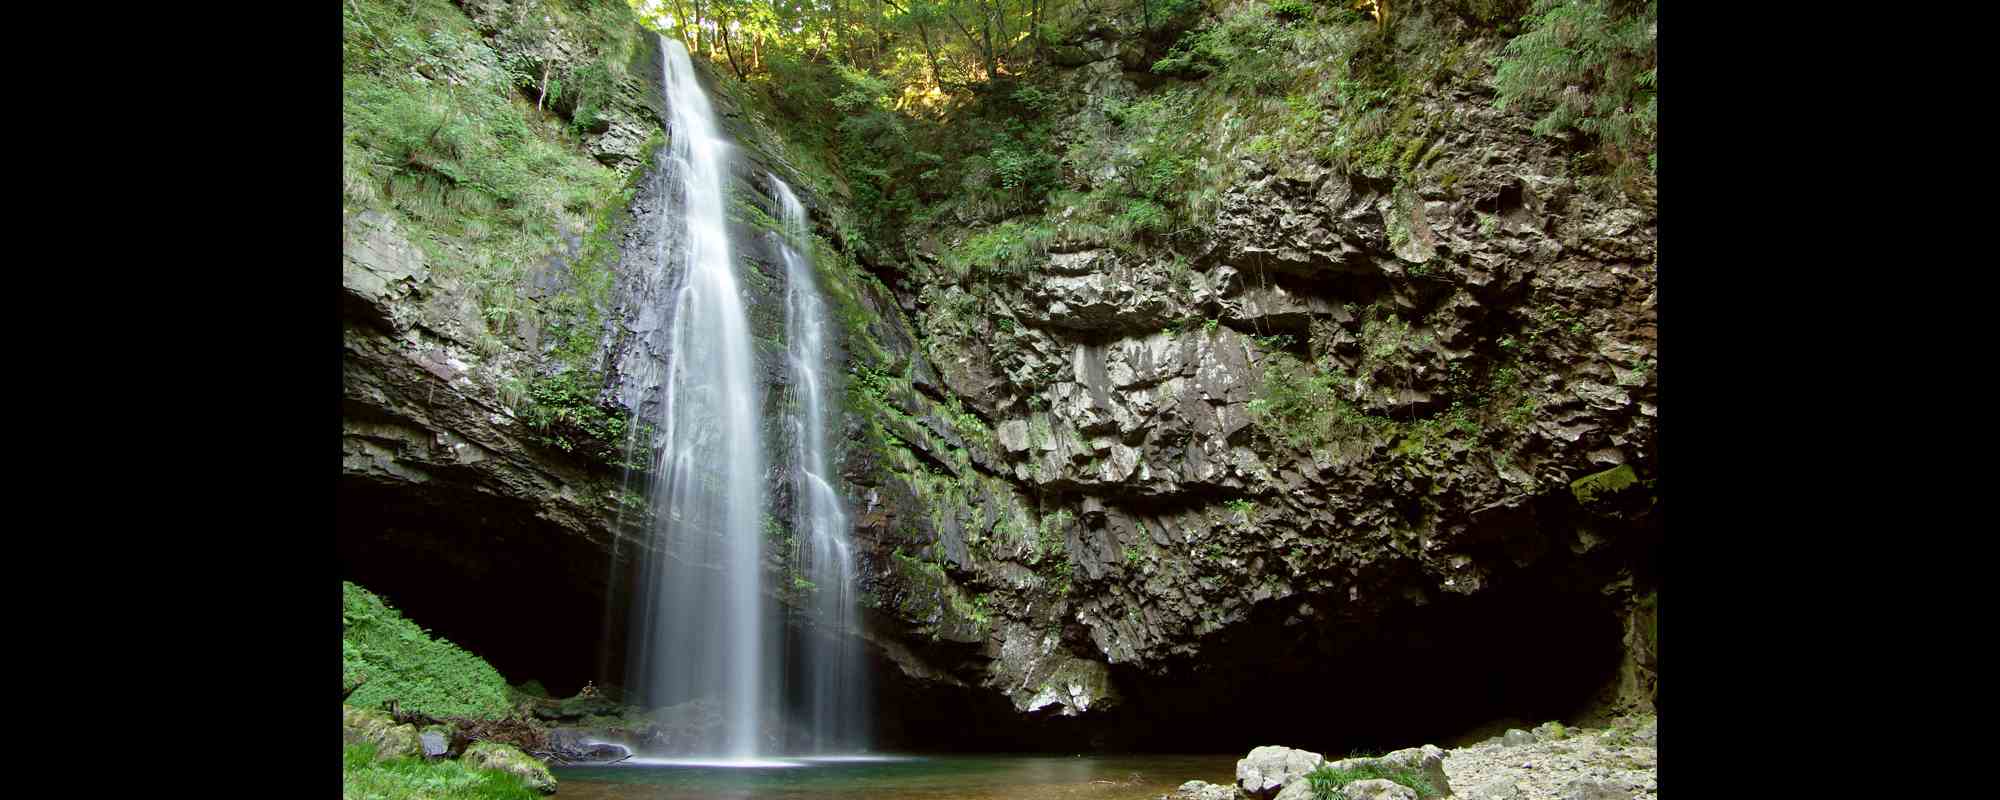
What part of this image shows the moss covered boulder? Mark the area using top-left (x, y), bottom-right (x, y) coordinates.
top-left (462, 741), bottom-right (557, 795)
top-left (343, 704), bottom-right (421, 762)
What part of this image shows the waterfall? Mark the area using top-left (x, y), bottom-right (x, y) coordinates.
top-left (771, 176), bottom-right (870, 753)
top-left (625, 35), bottom-right (769, 760)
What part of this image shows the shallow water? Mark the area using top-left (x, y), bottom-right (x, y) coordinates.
top-left (552, 754), bottom-right (1237, 800)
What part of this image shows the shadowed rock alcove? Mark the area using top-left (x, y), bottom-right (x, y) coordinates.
top-left (338, 476), bottom-right (635, 698)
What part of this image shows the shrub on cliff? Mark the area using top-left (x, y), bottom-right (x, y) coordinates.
top-left (1492, 0), bottom-right (1656, 181)
top-left (343, 581), bottom-right (514, 719)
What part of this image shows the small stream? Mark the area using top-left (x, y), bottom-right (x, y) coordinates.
top-left (552, 754), bottom-right (1237, 799)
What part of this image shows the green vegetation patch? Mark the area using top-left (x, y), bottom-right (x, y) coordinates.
top-left (343, 742), bottom-right (542, 800)
top-left (518, 368), bottom-right (630, 461)
top-left (343, 0), bottom-right (653, 362)
top-left (1492, 0), bottom-right (1657, 187)
top-left (1305, 760), bottom-right (1442, 800)
top-left (1247, 354), bottom-right (1396, 452)
top-left (1569, 464), bottom-right (1638, 505)
top-left (343, 581), bottom-right (514, 719)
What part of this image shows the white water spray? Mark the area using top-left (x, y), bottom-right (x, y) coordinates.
top-left (626, 35), bottom-right (768, 760)
top-left (772, 176), bottom-right (870, 752)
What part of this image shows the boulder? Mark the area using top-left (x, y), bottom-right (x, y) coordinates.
top-left (1341, 779), bottom-right (1417, 800)
top-left (342, 704), bottom-right (420, 761)
top-left (418, 726), bottom-right (451, 759)
top-left (1321, 746), bottom-right (1450, 798)
top-left (1171, 780), bottom-right (1243, 800)
top-left (1237, 746), bottom-right (1324, 799)
top-left (1532, 721), bottom-right (1569, 741)
top-left (462, 741), bottom-right (558, 795)
top-left (1501, 728), bottom-right (1536, 747)
top-left (1273, 780), bottom-right (1317, 800)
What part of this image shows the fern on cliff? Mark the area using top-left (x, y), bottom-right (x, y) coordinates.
top-left (1491, 0), bottom-right (1656, 183)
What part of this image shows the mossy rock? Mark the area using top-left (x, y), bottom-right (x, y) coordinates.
top-left (1569, 464), bottom-right (1638, 506)
top-left (343, 704), bottom-right (422, 762)
top-left (462, 741), bottom-right (557, 795)
top-left (516, 680), bottom-right (550, 698)
top-left (344, 740), bottom-right (542, 800)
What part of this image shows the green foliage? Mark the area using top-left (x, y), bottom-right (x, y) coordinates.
top-left (343, 0), bottom-right (650, 391)
top-left (988, 119), bottom-right (1063, 201)
top-left (1036, 508), bottom-right (1072, 563)
top-left (943, 219), bottom-right (1055, 280)
top-left (1304, 761), bottom-right (1441, 800)
top-left (518, 369), bottom-right (628, 461)
top-left (344, 742), bottom-right (541, 800)
top-left (343, 581), bottom-right (514, 719)
top-left (1045, 88), bottom-right (1216, 249)
top-left (1269, 0), bottom-right (1313, 22)
top-left (1251, 333), bottom-right (1296, 351)
top-left (1143, 0), bottom-right (1207, 35)
top-left (343, 0), bottom-right (628, 243)
top-left (1247, 355), bottom-right (1368, 451)
top-left (1152, 4), bottom-right (1292, 94)
top-left (1492, 0), bottom-right (1657, 185)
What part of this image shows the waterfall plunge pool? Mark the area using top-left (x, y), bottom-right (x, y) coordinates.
top-left (553, 753), bottom-right (1237, 799)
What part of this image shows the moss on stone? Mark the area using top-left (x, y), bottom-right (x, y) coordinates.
top-left (462, 741), bottom-right (557, 795)
top-left (1570, 464), bottom-right (1638, 505)
top-left (344, 704), bottom-right (423, 761)
top-left (344, 741), bottom-right (542, 800)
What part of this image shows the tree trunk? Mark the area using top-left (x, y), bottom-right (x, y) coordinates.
top-left (537, 59), bottom-right (552, 111)
top-left (1030, 0), bottom-right (1043, 50)
top-left (719, 23), bottom-right (747, 79)
top-left (690, 0), bottom-right (706, 52)
top-left (985, 1), bottom-right (999, 78)
top-left (916, 17), bottom-right (945, 89)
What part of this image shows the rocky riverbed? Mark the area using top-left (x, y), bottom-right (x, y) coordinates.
top-left (1166, 714), bottom-right (1657, 800)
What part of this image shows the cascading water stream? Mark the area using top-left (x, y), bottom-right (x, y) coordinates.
top-left (624, 35), bottom-right (768, 761)
top-left (770, 176), bottom-right (870, 753)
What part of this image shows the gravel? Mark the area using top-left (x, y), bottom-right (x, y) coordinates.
top-left (1443, 717), bottom-right (1657, 800)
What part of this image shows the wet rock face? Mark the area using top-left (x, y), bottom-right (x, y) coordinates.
top-left (819, 21), bottom-right (1659, 749)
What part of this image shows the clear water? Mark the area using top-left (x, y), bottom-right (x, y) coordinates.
top-left (552, 754), bottom-right (1238, 800)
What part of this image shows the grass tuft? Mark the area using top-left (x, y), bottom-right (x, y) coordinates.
top-left (343, 742), bottom-right (541, 800)
top-left (1305, 760), bottom-right (1441, 800)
